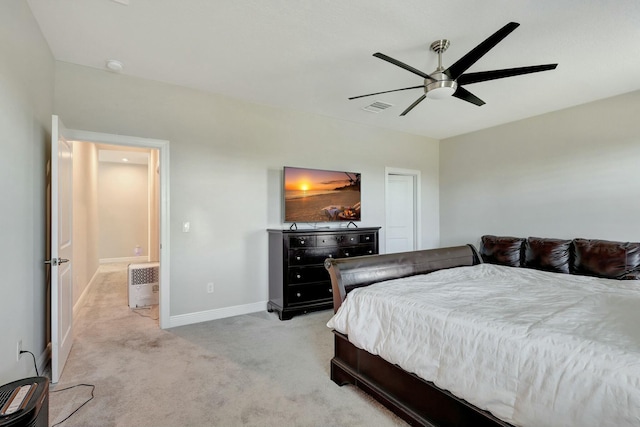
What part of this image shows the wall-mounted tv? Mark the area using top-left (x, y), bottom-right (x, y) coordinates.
top-left (283, 166), bottom-right (361, 223)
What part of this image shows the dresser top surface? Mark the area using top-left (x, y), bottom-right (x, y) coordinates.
top-left (268, 227), bottom-right (380, 235)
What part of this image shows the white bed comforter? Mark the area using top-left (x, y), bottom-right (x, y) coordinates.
top-left (327, 264), bottom-right (640, 427)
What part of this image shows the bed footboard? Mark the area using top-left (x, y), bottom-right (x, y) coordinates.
top-left (332, 332), bottom-right (512, 427)
top-left (324, 244), bottom-right (480, 312)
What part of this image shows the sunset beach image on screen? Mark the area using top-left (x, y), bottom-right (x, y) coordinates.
top-left (283, 167), bottom-right (361, 223)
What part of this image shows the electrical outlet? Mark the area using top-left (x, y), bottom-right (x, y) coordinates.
top-left (207, 282), bottom-right (214, 293)
top-left (16, 340), bottom-right (22, 361)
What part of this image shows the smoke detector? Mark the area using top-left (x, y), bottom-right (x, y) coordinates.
top-left (105, 59), bottom-right (124, 72)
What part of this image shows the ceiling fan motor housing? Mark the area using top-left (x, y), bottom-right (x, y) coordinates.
top-left (425, 39), bottom-right (456, 99)
top-left (425, 72), bottom-right (457, 99)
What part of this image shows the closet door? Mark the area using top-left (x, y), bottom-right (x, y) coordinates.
top-left (386, 173), bottom-right (416, 253)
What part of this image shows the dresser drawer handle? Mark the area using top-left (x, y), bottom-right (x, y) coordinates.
top-left (350, 237), bottom-right (355, 241)
top-left (368, 250), bottom-right (373, 254)
top-left (344, 252), bottom-right (349, 256)
top-left (296, 256), bottom-right (301, 261)
top-left (300, 240), bottom-right (305, 245)
top-left (296, 274), bottom-right (301, 279)
top-left (328, 254), bottom-right (333, 258)
top-left (365, 236), bottom-right (370, 240)
top-left (296, 292), bottom-right (301, 297)
top-left (329, 288), bottom-right (332, 293)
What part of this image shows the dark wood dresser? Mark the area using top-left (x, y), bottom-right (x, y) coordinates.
top-left (267, 227), bottom-right (380, 320)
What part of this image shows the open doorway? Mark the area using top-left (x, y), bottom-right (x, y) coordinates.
top-left (66, 128), bottom-right (170, 329)
top-left (49, 119), bottom-right (170, 382)
top-left (71, 142), bottom-right (160, 324)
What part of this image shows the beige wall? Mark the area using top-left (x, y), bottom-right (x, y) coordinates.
top-left (54, 61), bottom-right (441, 317)
top-left (440, 90), bottom-right (640, 247)
top-left (98, 162), bottom-right (149, 260)
top-left (149, 150), bottom-right (160, 262)
top-left (0, 0), bottom-right (54, 383)
top-left (72, 141), bottom-right (100, 307)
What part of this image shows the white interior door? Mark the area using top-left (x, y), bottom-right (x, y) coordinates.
top-left (50, 115), bottom-right (74, 383)
top-left (386, 173), bottom-right (416, 254)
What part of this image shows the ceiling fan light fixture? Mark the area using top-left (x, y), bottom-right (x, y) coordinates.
top-left (426, 79), bottom-right (457, 99)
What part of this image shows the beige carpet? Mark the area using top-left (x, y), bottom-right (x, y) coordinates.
top-left (49, 263), bottom-right (405, 426)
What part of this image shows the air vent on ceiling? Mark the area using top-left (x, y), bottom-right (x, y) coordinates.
top-left (362, 101), bottom-right (393, 113)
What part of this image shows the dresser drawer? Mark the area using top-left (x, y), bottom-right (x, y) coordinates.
top-left (338, 244), bottom-right (376, 258)
top-left (359, 233), bottom-right (375, 244)
top-left (289, 235), bottom-right (316, 248)
top-left (288, 266), bottom-right (329, 284)
top-left (287, 283), bottom-right (333, 305)
top-left (357, 243), bottom-right (376, 256)
top-left (337, 233), bottom-right (361, 246)
top-left (316, 234), bottom-right (339, 247)
top-left (289, 248), bottom-right (338, 266)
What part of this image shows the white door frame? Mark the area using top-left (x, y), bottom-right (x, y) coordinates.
top-left (66, 128), bottom-right (171, 329)
top-left (384, 167), bottom-right (421, 253)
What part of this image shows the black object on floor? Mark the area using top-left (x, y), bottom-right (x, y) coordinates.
top-left (0, 376), bottom-right (49, 427)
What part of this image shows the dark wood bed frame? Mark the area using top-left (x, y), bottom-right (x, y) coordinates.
top-left (324, 245), bottom-right (514, 427)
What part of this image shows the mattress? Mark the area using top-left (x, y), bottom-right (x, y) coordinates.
top-left (327, 263), bottom-right (640, 427)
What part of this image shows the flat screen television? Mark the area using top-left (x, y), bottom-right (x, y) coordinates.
top-left (283, 166), bottom-right (361, 223)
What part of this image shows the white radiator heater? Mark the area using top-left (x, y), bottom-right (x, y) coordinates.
top-left (128, 262), bottom-right (159, 308)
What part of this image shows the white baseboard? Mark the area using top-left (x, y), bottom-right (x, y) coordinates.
top-left (168, 301), bottom-right (268, 328)
top-left (100, 256), bottom-right (150, 264)
top-left (73, 268), bottom-right (100, 319)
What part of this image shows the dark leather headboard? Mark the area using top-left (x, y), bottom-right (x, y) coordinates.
top-left (572, 238), bottom-right (640, 279)
top-left (480, 235), bottom-right (524, 267)
top-left (325, 245), bottom-right (481, 312)
top-left (525, 237), bottom-right (571, 274)
top-left (481, 235), bottom-right (640, 280)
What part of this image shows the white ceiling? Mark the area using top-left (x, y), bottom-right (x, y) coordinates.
top-left (27, 0), bottom-right (640, 139)
top-left (98, 149), bottom-right (149, 165)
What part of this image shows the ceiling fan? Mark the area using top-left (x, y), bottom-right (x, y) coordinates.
top-left (350, 22), bottom-right (558, 116)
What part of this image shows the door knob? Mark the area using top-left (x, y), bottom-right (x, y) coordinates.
top-left (44, 258), bottom-right (69, 266)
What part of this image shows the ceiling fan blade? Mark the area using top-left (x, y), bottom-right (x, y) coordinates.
top-left (452, 87), bottom-right (485, 106)
top-left (348, 85), bottom-right (424, 100)
top-left (457, 64), bottom-right (558, 85)
top-left (373, 53), bottom-right (433, 80)
top-left (400, 94), bottom-right (427, 116)
top-left (444, 22), bottom-right (520, 80)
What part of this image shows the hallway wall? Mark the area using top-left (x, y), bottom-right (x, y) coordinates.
top-left (72, 141), bottom-right (100, 308)
top-left (98, 161), bottom-right (149, 260)
top-left (149, 150), bottom-right (160, 262)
